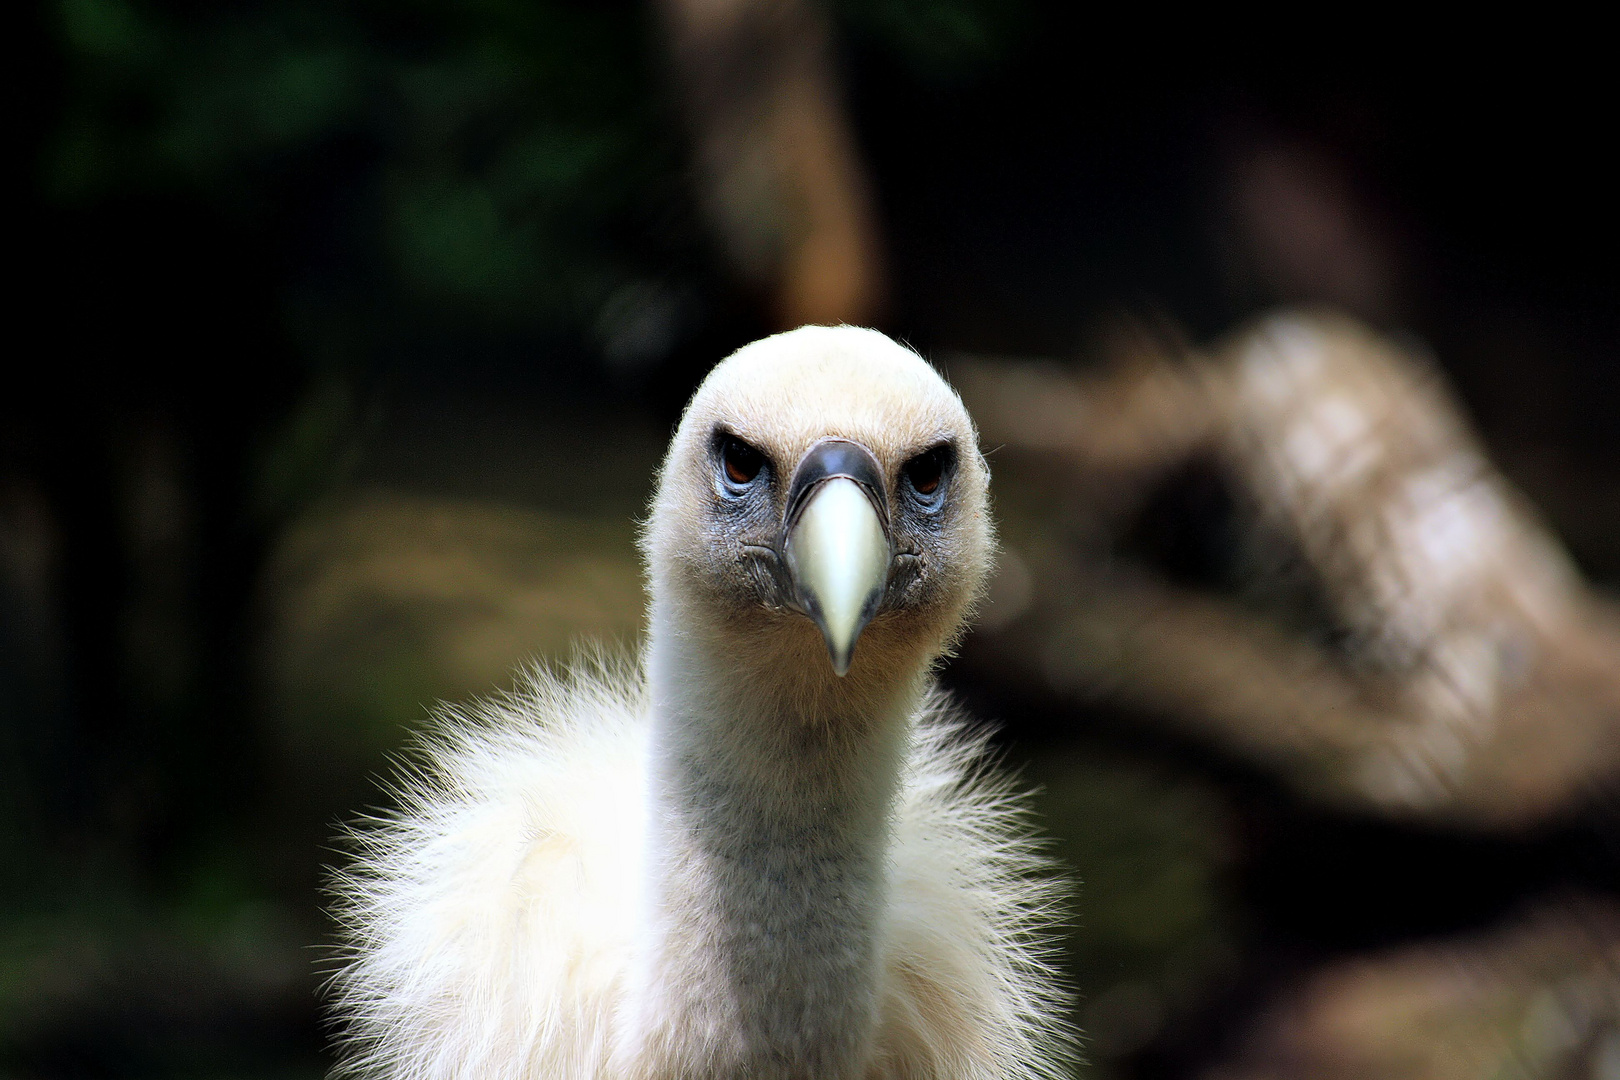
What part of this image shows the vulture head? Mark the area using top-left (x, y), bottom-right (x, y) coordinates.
top-left (644, 325), bottom-right (993, 700)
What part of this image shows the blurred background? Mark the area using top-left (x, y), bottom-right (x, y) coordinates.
top-left (5, 2), bottom-right (1619, 1077)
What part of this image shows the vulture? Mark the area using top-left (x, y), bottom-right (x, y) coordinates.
top-left (329, 325), bottom-right (1073, 1079)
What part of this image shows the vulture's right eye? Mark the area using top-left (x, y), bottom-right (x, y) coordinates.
top-left (719, 436), bottom-right (765, 488)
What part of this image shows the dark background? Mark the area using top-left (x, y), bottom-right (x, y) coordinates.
top-left (5, 2), bottom-right (1616, 1076)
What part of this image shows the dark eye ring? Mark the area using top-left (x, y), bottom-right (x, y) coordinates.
top-left (903, 445), bottom-right (951, 502)
top-left (719, 435), bottom-right (764, 488)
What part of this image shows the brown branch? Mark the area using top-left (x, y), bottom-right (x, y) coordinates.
top-left (956, 309), bottom-right (1620, 829)
top-left (656, 0), bottom-right (885, 327)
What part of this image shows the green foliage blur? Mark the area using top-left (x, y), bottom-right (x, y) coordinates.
top-left (42, 0), bottom-right (1028, 374)
top-left (48, 0), bottom-right (682, 334)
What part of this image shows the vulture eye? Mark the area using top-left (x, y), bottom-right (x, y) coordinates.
top-left (903, 445), bottom-right (952, 502)
top-left (719, 435), bottom-right (765, 488)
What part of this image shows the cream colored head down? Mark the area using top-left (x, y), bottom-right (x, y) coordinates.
top-left (329, 325), bottom-right (1073, 1080)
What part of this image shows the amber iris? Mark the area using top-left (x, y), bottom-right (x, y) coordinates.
top-left (722, 436), bottom-right (764, 485)
top-left (904, 447), bottom-right (947, 495)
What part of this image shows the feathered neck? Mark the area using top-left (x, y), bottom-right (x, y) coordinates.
top-left (619, 590), bottom-right (931, 1079)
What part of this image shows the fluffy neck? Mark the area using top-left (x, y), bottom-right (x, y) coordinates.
top-left (624, 590), bottom-right (929, 1080)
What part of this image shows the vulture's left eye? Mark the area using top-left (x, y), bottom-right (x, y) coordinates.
top-left (903, 445), bottom-right (952, 503)
top-left (719, 436), bottom-right (765, 487)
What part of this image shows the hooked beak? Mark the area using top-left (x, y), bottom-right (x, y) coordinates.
top-left (782, 440), bottom-right (892, 676)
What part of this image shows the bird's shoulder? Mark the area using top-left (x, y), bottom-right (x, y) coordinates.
top-left (329, 655), bottom-right (650, 1077)
top-left (876, 690), bottom-right (1075, 1079)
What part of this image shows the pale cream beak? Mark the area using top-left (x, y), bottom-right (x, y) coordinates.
top-left (784, 477), bottom-right (891, 676)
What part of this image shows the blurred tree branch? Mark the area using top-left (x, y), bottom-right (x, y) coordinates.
top-left (656, 0), bottom-right (885, 327)
top-left (1205, 895), bottom-right (1620, 1080)
top-left (957, 310), bottom-right (1620, 830)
